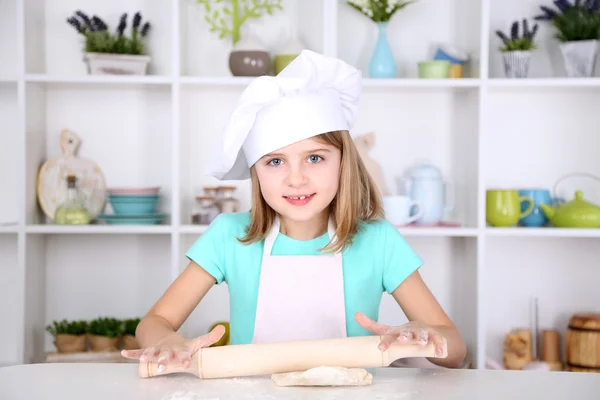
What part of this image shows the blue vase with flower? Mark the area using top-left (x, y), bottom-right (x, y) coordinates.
top-left (369, 22), bottom-right (396, 78)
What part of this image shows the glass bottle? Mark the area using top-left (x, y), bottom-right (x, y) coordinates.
top-left (203, 187), bottom-right (220, 212)
top-left (191, 196), bottom-right (220, 225)
top-left (54, 174), bottom-right (91, 225)
top-left (217, 186), bottom-right (240, 214)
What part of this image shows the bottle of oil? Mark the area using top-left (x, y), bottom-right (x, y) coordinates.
top-left (54, 174), bottom-right (91, 225)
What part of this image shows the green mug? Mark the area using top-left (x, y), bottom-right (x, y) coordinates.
top-left (486, 190), bottom-right (534, 227)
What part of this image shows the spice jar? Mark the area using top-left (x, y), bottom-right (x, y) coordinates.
top-left (191, 196), bottom-right (220, 225)
top-left (217, 186), bottom-right (240, 213)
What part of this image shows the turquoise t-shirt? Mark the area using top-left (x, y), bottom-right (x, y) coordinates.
top-left (185, 212), bottom-right (423, 345)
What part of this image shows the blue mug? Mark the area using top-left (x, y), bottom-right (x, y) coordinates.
top-left (517, 189), bottom-right (561, 227)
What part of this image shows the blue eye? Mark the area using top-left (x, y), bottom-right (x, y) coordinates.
top-left (268, 158), bottom-right (282, 166)
top-left (308, 155), bottom-right (322, 163)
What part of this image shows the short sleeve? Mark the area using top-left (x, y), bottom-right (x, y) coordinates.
top-left (380, 221), bottom-right (424, 294)
top-left (185, 214), bottom-right (229, 284)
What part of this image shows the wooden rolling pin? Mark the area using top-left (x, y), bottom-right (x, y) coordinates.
top-left (139, 335), bottom-right (447, 379)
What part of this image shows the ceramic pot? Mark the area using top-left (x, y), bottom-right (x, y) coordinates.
top-left (369, 22), bottom-right (396, 78)
top-left (88, 334), bottom-right (120, 352)
top-left (502, 50), bottom-right (531, 78)
top-left (84, 53), bottom-right (151, 75)
top-left (122, 334), bottom-right (139, 350)
top-left (229, 34), bottom-right (270, 77)
top-left (53, 334), bottom-right (87, 353)
top-left (559, 40), bottom-right (599, 78)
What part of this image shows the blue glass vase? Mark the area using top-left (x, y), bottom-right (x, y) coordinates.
top-left (369, 22), bottom-right (396, 78)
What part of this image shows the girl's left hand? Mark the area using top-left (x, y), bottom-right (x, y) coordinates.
top-left (354, 312), bottom-right (446, 357)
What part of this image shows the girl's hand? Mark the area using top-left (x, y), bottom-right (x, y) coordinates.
top-left (121, 324), bottom-right (226, 373)
top-left (354, 312), bottom-right (446, 357)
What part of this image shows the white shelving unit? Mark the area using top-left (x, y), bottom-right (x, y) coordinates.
top-left (1, 0), bottom-right (599, 370)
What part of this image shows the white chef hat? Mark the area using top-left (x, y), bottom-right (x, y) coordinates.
top-left (205, 50), bottom-right (362, 181)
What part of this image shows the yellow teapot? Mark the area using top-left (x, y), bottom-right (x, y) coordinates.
top-left (540, 191), bottom-right (600, 228)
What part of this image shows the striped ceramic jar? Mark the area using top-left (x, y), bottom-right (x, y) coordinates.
top-left (502, 51), bottom-right (531, 79)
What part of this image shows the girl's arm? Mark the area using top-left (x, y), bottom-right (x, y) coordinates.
top-left (135, 260), bottom-right (217, 348)
top-left (390, 270), bottom-right (467, 368)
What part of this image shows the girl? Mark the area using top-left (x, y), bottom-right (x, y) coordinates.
top-left (122, 50), bottom-right (466, 373)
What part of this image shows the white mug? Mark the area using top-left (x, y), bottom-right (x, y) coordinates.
top-left (383, 196), bottom-right (422, 226)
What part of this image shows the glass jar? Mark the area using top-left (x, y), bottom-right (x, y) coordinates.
top-left (191, 196), bottom-right (219, 225)
top-left (54, 174), bottom-right (91, 225)
top-left (217, 186), bottom-right (240, 213)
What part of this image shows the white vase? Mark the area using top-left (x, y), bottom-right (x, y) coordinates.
top-left (559, 39), bottom-right (599, 78)
top-left (502, 51), bottom-right (532, 78)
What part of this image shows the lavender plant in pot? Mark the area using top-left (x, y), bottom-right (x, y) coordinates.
top-left (496, 19), bottom-right (539, 78)
top-left (45, 319), bottom-right (88, 353)
top-left (66, 11), bottom-right (152, 75)
top-left (535, 0), bottom-right (600, 77)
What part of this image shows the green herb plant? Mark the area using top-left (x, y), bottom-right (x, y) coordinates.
top-left (123, 318), bottom-right (141, 336)
top-left (535, 0), bottom-right (600, 42)
top-left (346, 0), bottom-right (416, 23)
top-left (196, 0), bottom-right (283, 45)
top-left (496, 19), bottom-right (539, 52)
top-left (45, 319), bottom-right (88, 336)
top-left (66, 11), bottom-right (151, 55)
top-left (88, 317), bottom-right (124, 338)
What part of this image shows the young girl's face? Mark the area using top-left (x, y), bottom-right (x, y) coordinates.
top-left (255, 136), bottom-right (341, 223)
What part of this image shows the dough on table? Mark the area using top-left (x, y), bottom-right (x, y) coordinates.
top-left (271, 366), bottom-right (373, 387)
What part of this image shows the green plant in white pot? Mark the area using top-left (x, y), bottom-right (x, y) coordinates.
top-left (496, 19), bottom-right (539, 78)
top-left (535, 0), bottom-right (600, 77)
top-left (67, 11), bottom-right (152, 76)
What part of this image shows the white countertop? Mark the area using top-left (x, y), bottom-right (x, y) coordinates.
top-left (1, 363), bottom-right (599, 399)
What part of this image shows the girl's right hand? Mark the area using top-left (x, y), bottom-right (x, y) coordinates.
top-left (121, 324), bottom-right (226, 373)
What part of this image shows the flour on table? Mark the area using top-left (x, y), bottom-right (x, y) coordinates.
top-left (160, 391), bottom-right (218, 400)
top-left (271, 366), bottom-right (373, 387)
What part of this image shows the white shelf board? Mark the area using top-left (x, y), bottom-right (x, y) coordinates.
top-left (25, 225), bottom-right (172, 235)
top-left (0, 225), bottom-right (18, 234)
top-left (24, 74), bottom-right (173, 86)
top-left (487, 78), bottom-right (600, 88)
top-left (485, 227), bottom-right (600, 238)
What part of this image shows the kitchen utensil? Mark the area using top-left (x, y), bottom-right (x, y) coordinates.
top-left (382, 195), bottom-right (422, 225)
top-left (37, 129), bottom-right (106, 222)
top-left (539, 191), bottom-right (600, 228)
top-left (540, 172), bottom-right (600, 228)
top-left (418, 60), bottom-right (450, 78)
top-left (97, 212), bottom-right (167, 225)
top-left (517, 189), bottom-right (560, 227)
top-left (565, 313), bottom-right (600, 373)
top-left (486, 189), bottom-right (533, 227)
top-left (400, 163), bottom-right (454, 225)
top-left (107, 187), bottom-right (160, 196)
top-left (108, 194), bottom-right (159, 214)
top-left (138, 335), bottom-right (446, 379)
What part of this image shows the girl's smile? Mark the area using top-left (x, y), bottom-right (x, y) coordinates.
top-left (283, 193), bottom-right (316, 206)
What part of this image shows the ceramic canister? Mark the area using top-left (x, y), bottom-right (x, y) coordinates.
top-left (402, 163), bottom-right (454, 225)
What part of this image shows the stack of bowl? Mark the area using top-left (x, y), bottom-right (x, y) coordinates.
top-left (98, 187), bottom-right (166, 225)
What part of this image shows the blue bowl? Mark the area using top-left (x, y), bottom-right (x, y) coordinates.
top-left (109, 195), bottom-right (159, 214)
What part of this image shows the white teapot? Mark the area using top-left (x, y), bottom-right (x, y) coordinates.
top-left (398, 163), bottom-right (454, 225)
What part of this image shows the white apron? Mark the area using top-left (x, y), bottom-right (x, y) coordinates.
top-left (251, 216), bottom-right (347, 343)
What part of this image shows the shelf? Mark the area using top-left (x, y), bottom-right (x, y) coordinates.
top-left (0, 225), bottom-right (18, 234)
top-left (362, 78), bottom-right (481, 89)
top-left (25, 74), bottom-right (173, 87)
top-left (26, 225), bottom-right (172, 235)
top-left (487, 78), bottom-right (600, 89)
top-left (486, 227), bottom-right (600, 238)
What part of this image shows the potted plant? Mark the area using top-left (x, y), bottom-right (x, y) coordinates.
top-left (122, 318), bottom-right (141, 350)
top-left (535, 0), bottom-right (600, 77)
top-left (496, 19), bottom-right (539, 78)
top-left (66, 10), bottom-right (152, 75)
top-left (346, 0), bottom-right (417, 78)
top-left (196, 0), bottom-right (283, 76)
top-left (45, 319), bottom-right (88, 353)
top-left (87, 317), bottom-right (124, 352)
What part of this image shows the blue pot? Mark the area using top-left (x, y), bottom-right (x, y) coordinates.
top-left (369, 22), bottom-right (396, 78)
top-left (109, 195), bottom-right (159, 214)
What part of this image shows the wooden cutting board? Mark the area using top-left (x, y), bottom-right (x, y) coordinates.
top-left (36, 129), bottom-right (107, 222)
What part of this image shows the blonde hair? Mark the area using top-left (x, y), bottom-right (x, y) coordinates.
top-left (238, 130), bottom-right (384, 253)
